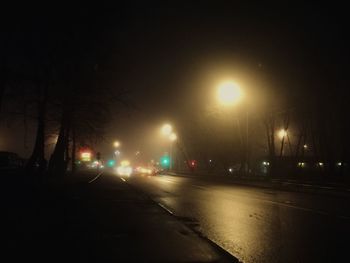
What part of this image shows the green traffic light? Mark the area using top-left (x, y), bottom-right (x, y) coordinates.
top-left (107, 159), bottom-right (116, 167)
top-left (160, 156), bottom-right (170, 168)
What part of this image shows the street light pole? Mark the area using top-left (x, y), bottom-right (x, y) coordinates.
top-left (169, 132), bottom-right (177, 171)
top-left (170, 142), bottom-right (173, 171)
top-left (217, 81), bottom-right (247, 173)
top-left (246, 108), bottom-right (249, 174)
top-left (160, 123), bottom-right (177, 171)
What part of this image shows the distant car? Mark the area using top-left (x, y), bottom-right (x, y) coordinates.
top-left (153, 167), bottom-right (164, 175)
top-left (0, 151), bottom-right (24, 170)
top-left (116, 165), bottom-right (133, 177)
top-left (134, 166), bottom-right (161, 176)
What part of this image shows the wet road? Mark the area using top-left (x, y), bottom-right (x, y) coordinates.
top-left (125, 173), bottom-right (350, 263)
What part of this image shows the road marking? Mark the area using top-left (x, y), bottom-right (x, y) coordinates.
top-left (157, 202), bottom-right (174, 215)
top-left (260, 198), bottom-right (350, 219)
top-left (161, 179), bottom-right (176, 184)
top-left (193, 185), bottom-right (207, 190)
top-left (120, 177), bottom-right (126, 182)
top-left (215, 189), bottom-right (350, 220)
top-left (88, 171), bottom-right (103, 183)
top-left (283, 182), bottom-right (342, 191)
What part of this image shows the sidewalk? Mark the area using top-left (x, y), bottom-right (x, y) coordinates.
top-left (2, 171), bottom-right (237, 262)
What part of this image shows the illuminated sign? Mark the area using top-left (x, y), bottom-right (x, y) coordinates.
top-left (81, 152), bottom-right (91, 162)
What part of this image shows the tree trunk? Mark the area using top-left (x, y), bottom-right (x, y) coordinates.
top-left (64, 120), bottom-right (71, 172)
top-left (25, 84), bottom-right (47, 175)
top-left (0, 65), bottom-right (8, 123)
top-left (48, 110), bottom-right (71, 176)
top-left (0, 84), bottom-right (4, 116)
top-left (264, 114), bottom-right (276, 177)
top-left (71, 126), bottom-right (76, 174)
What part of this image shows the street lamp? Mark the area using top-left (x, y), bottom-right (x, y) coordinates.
top-left (278, 129), bottom-right (287, 140)
top-left (169, 133), bottom-right (177, 170)
top-left (160, 124), bottom-right (177, 171)
top-left (217, 81), bottom-right (243, 106)
top-left (217, 81), bottom-right (249, 173)
top-left (169, 133), bottom-right (177, 141)
top-left (161, 124), bottom-right (172, 136)
top-left (113, 141), bottom-right (121, 166)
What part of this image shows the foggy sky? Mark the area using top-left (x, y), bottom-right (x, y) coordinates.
top-left (1, 3), bottom-right (348, 163)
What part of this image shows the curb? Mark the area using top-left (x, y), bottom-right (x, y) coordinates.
top-left (121, 176), bottom-right (240, 263)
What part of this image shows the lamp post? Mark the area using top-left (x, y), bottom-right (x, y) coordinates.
top-left (113, 141), bottom-right (121, 165)
top-left (217, 81), bottom-right (249, 173)
top-left (161, 124), bottom-right (172, 136)
top-left (113, 140), bottom-right (120, 148)
top-left (160, 124), bottom-right (178, 171)
top-left (169, 132), bottom-right (177, 170)
top-left (278, 129), bottom-right (287, 157)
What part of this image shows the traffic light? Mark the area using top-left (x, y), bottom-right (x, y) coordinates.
top-left (107, 159), bottom-right (116, 167)
top-left (160, 156), bottom-right (170, 168)
top-left (189, 160), bottom-right (197, 168)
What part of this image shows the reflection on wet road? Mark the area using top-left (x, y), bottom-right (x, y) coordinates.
top-left (126, 174), bottom-right (350, 263)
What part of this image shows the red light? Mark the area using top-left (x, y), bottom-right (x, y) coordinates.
top-left (189, 160), bottom-right (197, 167)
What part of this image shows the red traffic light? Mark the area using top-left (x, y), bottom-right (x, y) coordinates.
top-left (189, 160), bottom-right (197, 167)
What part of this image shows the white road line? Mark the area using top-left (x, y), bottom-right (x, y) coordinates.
top-left (157, 202), bottom-right (174, 215)
top-left (120, 177), bottom-right (126, 182)
top-left (88, 171), bottom-right (103, 183)
top-left (161, 179), bottom-right (175, 184)
top-left (193, 185), bottom-right (207, 190)
top-left (215, 189), bottom-right (350, 220)
top-left (260, 198), bottom-right (350, 219)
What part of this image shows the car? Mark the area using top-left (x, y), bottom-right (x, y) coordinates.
top-left (0, 151), bottom-right (24, 170)
top-left (116, 165), bottom-right (133, 177)
top-left (152, 167), bottom-right (164, 175)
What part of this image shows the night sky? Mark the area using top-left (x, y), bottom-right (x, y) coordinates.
top-left (1, 3), bottom-right (348, 162)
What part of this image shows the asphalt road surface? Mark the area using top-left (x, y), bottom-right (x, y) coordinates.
top-left (2, 171), bottom-right (235, 262)
top-left (125, 173), bottom-right (350, 263)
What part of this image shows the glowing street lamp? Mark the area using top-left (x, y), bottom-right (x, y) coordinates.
top-left (217, 80), bottom-right (248, 173)
top-left (217, 81), bottom-right (243, 106)
top-left (161, 124), bottom-right (172, 136)
top-left (169, 133), bottom-right (177, 141)
top-left (113, 141), bottom-right (121, 148)
top-left (278, 129), bottom-right (287, 140)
